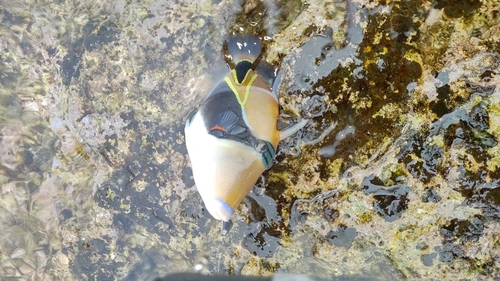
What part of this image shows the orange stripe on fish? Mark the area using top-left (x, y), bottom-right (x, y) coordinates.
top-left (210, 125), bottom-right (226, 132)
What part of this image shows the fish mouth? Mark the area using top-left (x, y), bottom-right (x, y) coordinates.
top-left (204, 197), bottom-right (234, 222)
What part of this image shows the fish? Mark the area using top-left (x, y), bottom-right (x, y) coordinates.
top-left (184, 34), bottom-right (306, 222)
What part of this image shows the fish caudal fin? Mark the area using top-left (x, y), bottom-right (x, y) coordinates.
top-left (227, 34), bottom-right (262, 64)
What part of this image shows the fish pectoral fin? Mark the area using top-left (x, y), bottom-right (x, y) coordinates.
top-left (209, 110), bottom-right (239, 136)
top-left (228, 124), bottom-right (246, 135)
top-left (279, 119), bottom-right (308, 141)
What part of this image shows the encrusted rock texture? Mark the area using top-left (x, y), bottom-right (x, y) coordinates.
top-left (1, 0), bottom-right (499, 280)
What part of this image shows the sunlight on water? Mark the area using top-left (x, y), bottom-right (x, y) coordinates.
top-left (1, 0), bottom-right (500, 280)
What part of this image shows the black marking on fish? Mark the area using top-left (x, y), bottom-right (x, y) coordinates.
top-left (199, 77), bottom-right (276, 169)
top-left (234, 60), bottom-right (253, 84)
top-left (200, 85), bottom-right (249, 139)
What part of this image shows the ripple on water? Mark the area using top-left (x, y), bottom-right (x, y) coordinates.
top-left (2, 0), bottom-right (500, 279)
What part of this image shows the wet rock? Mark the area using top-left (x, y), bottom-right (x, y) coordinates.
top-left (60, 52), bottom-right (82, 86)
top-left (435, 0), bottom-right (482, 19)
top-left (363, 175), bottom-right (410, 222)
top-left (326, 225), bottom-right (357, 249)
top-left (438, 215), bottom-right (485, 263)
top-left (242, 222), bottom-right (281, 258)
top-left (2, 0), bottom-right (500, 280)
top-left (421, 252), bottom-right (437, 266)
top-left (421, 187), bottom-right (441, 203)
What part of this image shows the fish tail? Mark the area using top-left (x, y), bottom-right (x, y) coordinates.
top-left (227, 34), bottom-right (262, 64)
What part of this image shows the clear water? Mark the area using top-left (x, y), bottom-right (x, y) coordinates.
top-left (1, 0), bottom-right (500, 280)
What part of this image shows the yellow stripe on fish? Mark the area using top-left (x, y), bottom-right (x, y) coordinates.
top-left (223, 72), bottom-right (258, 108)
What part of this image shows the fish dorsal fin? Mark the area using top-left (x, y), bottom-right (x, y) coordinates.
top-left (209, 110), bottom-right (246, 137)
top-left (234, 60), bottom-right (253, 84)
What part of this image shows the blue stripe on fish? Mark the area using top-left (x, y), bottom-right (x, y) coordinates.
top-left (255, 140), bottom-right (276, 169)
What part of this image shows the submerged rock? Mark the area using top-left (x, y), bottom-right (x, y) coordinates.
top-left (1, 0), bottom-right (500, 280)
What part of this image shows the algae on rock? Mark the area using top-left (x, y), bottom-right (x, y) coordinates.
top-left (1, 0), bottom-right (500, 280)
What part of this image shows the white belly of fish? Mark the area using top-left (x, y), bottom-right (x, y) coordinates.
top-left (185, 111), bottom-right (265, 221)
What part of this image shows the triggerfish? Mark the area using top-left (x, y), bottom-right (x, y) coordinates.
top-left (185, 34), bottom-right (305, 222)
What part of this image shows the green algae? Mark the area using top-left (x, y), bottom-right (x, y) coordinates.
top-left (273, 0), bottom-right (500, 279)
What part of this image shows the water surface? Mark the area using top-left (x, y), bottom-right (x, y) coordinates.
top-left (1, 0), bottom-right (500, 280)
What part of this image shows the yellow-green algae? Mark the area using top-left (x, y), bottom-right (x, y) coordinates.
top-left (1, 0), bottom-right (500, 280)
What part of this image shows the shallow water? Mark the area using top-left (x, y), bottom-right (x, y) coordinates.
top-left (1, 0), bottom-right (500, 280)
